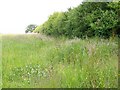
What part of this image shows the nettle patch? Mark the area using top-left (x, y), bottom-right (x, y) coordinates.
top-left (9, 64), bottom-right (54, 84)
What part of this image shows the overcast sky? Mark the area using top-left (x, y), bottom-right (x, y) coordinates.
top-left (0, 0), bottom-right (83, 34)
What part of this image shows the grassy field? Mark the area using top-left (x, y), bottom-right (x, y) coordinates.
top-left (2, 34), bottom-right (118, 88)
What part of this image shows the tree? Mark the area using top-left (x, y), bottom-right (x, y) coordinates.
top-left (35, 2), bottom-right (119, 38)
top-left (41, 12), bottom-right (68, 36)
top-left (25, 24), bottom-right (37, 33)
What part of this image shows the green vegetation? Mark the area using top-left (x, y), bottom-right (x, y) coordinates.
top-left (2, 1), bottom-right (119, 88)
top-left (2, 34), bottom-right (118, 88)
top-left (25, 24), bottom-right (38, 33)
top-left (34, 2), bottom-right (120, 38)
top-left (0, 34), bottom-right (2, 89)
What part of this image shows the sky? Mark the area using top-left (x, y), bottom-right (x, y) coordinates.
top-left (0, 0), bottom-right (83, 34)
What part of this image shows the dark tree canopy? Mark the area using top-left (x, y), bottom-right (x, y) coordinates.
top-left (25, 24), bottom-right (37, 33)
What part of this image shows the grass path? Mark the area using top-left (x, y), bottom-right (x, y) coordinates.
top-left (2, 34), bottom-right (118, 88)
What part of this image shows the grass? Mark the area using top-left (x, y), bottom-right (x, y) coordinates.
top-left (2, 34), bottom-right (118, 88)
top-left (0, 34), bottom-right (2, 89)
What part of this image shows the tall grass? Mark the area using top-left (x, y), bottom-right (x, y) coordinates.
top-left (2, 34), bottom-right (118, 88)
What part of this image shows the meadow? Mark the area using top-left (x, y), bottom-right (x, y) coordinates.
top-left (2, 34), bottom-right (118, 88)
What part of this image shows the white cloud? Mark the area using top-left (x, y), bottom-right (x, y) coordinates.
top-left (0, 0), bottom-right (83, 34)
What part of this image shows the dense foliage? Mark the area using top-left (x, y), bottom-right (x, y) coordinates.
top-left (34, 2), bottom-right (119, 38)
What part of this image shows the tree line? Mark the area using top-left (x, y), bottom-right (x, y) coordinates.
top-left (31, 2), bottom-right (120, 38)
